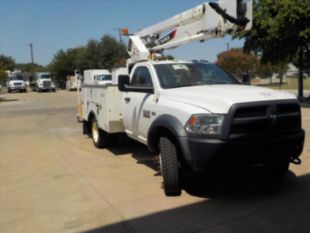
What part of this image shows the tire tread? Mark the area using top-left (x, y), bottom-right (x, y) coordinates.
top-left (160, 137), bottom-right (181, 196)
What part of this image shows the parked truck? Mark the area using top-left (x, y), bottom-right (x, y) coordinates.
top-left (7, 74), bottom-right (27, 93)
top-left (83, 69), bottom-right (112, 85)
top-left (79, 0), bottom-right (304, 196)
top-left (31, 72), bottom-right (56, 92)
top-left (66, 70), bottom-right (83, 91)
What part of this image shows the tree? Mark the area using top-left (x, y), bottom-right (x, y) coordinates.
top-left (0, 70), bottom-right (8, 85)
top-left (216, 48), bottom-right (258, 79)
top-left (83, 35), bottom-right (128, 70)
top-left (49, 34), bottom-right (128, 87)
top-left (49, 46), bottom-right (88, 86)
top-left (256, 62), bottom-right (288, 85)
top-left (156, 54), bottom-right (174, 61)
top-left (257, 63), bottom-right (273, 79)
top-left (16, 63), bottom-right (47, 73)
top-left (0, 55), bottom-right (16, 84)
top-left (49, 49), bottom-right (69, 87)
top-left (0, 55), bottom-right (16, 71)
top-left (239, 0), bottom-right (310, 97)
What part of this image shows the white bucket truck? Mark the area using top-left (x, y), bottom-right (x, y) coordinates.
top-left (66, 70), bottom-right (83, 91)
top-left (83, 69), bottom-right (112, 85)
top-left (80, 0), bottom-right (304, 196)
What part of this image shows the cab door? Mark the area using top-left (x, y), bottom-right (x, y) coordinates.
top-left (122, 65), bottom-right (156, 143)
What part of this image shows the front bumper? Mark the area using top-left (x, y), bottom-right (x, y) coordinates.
top-left (178, 130), bottom-right (305, 172)
top-left (38, 86), bottom-right (55, 91)
top-left (9, 86), bottom-right (26, 91)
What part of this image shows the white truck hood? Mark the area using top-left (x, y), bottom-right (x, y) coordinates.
top-left (38, 79), bottom-right (51, 83)
top-left (162, 85), bottom-right (296, 114)
top-left (9, 80), bottom-right (24, 84)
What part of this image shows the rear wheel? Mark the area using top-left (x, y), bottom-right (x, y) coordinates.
top-left (91, 118), bottom-right (110, 148)
top-left (159, 136), bottom-right (181, 196)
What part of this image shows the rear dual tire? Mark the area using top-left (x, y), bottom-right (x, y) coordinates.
top-left (91, 118), bottom-right (111, 148)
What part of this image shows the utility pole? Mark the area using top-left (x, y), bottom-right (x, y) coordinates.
top-left (118, 28), bottom-right (122, 43)
top-left (298, 47), bottom-right (304, 98)
top-left (29, 43), bottom-right (34, 73)
top-left (114, 28), bottom-right (122, 43)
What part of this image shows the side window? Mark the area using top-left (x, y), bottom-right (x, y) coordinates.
top-left (131, 66), bottom-right (153, 87)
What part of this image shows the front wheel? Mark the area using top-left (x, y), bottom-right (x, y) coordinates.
top-left (159, 137), bottom-right (181, 196)
top-left (91, 118), bottom-right (110, 148)
top-left (265, 154), bottom-right (290, 176)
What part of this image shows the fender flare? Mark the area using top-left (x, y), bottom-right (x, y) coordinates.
top-left (147, 114), bottom-right (187, 153)
top-left (87, 111), bottom-right (96, 122)
top-left (83, 111), bottom-right (96, 135)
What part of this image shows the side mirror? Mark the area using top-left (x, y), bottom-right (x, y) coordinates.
top-left (118, 74), bottom-right (154, 94)
top-left (118, 75), bottom-right (130, 92)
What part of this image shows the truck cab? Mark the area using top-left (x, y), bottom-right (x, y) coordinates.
top-left (95, 74), bottom-right (112, 85)
top-left (32, 72), bottom-right (56, 92)
top-left (7, 74), bottom-right (27, 93)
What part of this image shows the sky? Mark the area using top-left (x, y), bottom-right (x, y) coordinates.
top-left (0, 0), bottom-right (244, 66)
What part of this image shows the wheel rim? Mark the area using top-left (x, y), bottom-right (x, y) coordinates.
top-left (92, 121), bottom-right (99, 143)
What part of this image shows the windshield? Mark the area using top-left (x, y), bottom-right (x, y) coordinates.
top-left (39, 74), bottom-right (51, 79)
top-left (98, 74), bottom-right (111, 81)
top-left (155, 63), bottom-right (239, 89)
top-left (9, 76), bottom-right (24, 81)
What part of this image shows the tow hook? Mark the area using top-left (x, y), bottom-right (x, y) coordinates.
top-left (290, 157), bottom-right (301, 165)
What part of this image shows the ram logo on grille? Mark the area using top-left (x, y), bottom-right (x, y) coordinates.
top-left (229, 102), bottom-right (301, 139)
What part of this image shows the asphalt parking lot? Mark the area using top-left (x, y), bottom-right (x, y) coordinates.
top-left (0, 90), bottom-right (310, 233)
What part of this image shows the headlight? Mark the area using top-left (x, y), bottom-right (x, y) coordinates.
top-left (38, 83), bottom-right (43, 87)
top-left (185, 114), bottom-right (225, 136)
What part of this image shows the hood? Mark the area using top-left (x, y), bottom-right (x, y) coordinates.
top-left (97, 80), bottom-right (112, 85)
top-left (161, 85), bottom-right (296, 114)
top-left (38, 79), bottom-right (52, 83)
top-left (9, 80), bottom-right (24, 84)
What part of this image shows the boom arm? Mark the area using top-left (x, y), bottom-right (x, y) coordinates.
top-left (128, 0), bottom-right (252, 64)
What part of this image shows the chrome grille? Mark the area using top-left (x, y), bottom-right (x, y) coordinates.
top-left (43, 81), bottom-right (51, 88)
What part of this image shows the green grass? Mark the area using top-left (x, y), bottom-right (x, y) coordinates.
top-left (254, 78), bottom-right (310, 90)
